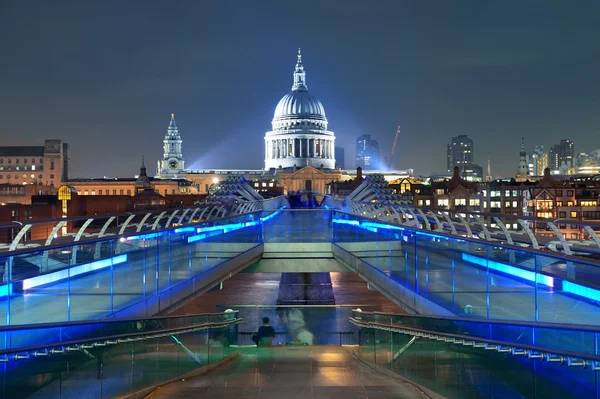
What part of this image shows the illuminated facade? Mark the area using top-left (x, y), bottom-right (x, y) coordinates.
top-left (264, 49), bottom-right (336, 170)
top-left (0, 140), bottom-right (68, 188)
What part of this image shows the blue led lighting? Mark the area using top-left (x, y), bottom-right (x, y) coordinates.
top-left (332, 219), bottom-right (360, 226)
top-left (126, 232), bottom-right (165, 241)
top-left (562, 281), bottom-right (600, 302)
top-left (174, 227), bottom-right (195, 233)
top-left (0, 284), bottom-right (12, 298)
top-left (332, 218), bottom-right (404, 233)
top-left (461, 253), bottom-right (554, 287)
top-left (261, 209), bottom-right (283, 222)
top-left (21, 255), bottom-right (128, 290)
top-left (187, 230), bottom-right (224, 243)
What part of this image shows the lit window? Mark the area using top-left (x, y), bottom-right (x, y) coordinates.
top-left (418, 200), bottom-right (423, 206)
top-left (512, 201), bottom-right (518, 208)
top-left (425, 200), bottom-right (431, 206)
top-left (84, 190), bottom-right (88, 195)
top-left (571, 211), bottom-right (577, 218)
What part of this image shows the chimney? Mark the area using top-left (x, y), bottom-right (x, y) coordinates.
top-left (357, 167), bottom-right (363, 180)
top-left (453, 166), bottom-right (460, 179)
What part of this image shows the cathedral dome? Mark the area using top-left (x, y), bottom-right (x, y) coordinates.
top-left (273, 90), bottom-right (326, 122)
top-left (265, 49), bottom-right (336, 171)
top-left (272, 48), bottom-right (327, 124)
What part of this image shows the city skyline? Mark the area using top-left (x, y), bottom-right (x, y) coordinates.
top-left (1, 1), bottom-right (598, 178)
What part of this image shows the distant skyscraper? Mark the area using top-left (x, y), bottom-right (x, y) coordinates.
top-left (334, 146), bottom-right (345, 169)
top-left (530, 145), bottom-right (546, 176)
top-left (446, 135), bottom-right (474, 172)
top-left (560, 139), bottom-right (575, 172)
top-left (445, 135), bottom-right (482, 180)
top-left (356, 135), bottom-right (381, 169)
top-left (549, 140), bottom-right (575, 174)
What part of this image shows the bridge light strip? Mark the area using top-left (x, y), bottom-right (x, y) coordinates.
top-left (187, 210), bottom-right (283, 244)
top-left (20, 255), bottom-right (128, 291)
top-left (332, 218), bottom-right (405, 232)
top-left (461, 253), bottom-right (554, 287)
top-left (562, 281), bottom-right (600, 302)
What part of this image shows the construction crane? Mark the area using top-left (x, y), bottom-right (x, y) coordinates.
top-left (386, 125), bottom-right (401, 170)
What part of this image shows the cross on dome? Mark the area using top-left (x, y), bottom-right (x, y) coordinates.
top-left (292, 47), bottom-right (307, 91)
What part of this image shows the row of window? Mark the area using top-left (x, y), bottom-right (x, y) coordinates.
top-left (435, 199), bottom-right (481, 207)
top-left (0, 174), bottom-right (52, 180)
top-left (536, 200), bottom-right (598, 208)
top-left (0, 165), bottom-right (39, 171)
top-left (77, 188), bottom-right (178, 196)
top-left (80, 189), bottom-right (131, 196)
top-left (10, 210), bottom-right (32, 221)
top-left (482, 190), bottom-right (521, 197)
top-left (0, 158), bottom-right (43, 164)
top-left (488, 201), bottom-right (520, 209)
top-left (558, 211), bottom-right (579, 219)
top-left (253, 182), bottom-right (275, 188)
top-left (0, 186), bottom-right (26, 195)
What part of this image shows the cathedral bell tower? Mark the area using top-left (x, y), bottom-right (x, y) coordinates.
top-left (158, 113), bottom-right (185, 177)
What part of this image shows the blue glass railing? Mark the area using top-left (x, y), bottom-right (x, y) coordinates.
top-left (331, 210), bottom-right (600, 325)
top-left (351, 310), bottom-right (600, 399)
top-left (0, 312), bottom-right (241, 399)
top-left (0, 211), bottom-right (265, 327)
top-left (3, 208), bottom-right (600, 329)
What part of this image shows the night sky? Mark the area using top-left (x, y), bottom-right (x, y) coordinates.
top-left (1, 1), bottom-right (598, 178)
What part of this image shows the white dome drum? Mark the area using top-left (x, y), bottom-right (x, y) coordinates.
top-left (265, 49), bottom-right (336, 170)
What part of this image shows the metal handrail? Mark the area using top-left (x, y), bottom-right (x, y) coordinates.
top-left (0, 209), bottom-right (264, 258)
top-left (0, 311), bottom-right (239, 333)
top-left (353, 310), bottom-right (600, 334)
top-left (350, 318), bottom-right (600, 369)
top-left (352, 200), bottom-right (600, 229)
top-left (0, 318), bottom-right (242, 361)
top-left (0, 194), bottom-right (288, 254)
top-left (332, 210), bottom-right (600, 266)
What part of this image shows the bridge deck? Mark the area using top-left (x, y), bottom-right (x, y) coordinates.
top-left (150, 346), bottom-right (431, 399)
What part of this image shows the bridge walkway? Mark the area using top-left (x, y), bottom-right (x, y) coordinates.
top-left (149, 346), bottom-right (433, 399)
